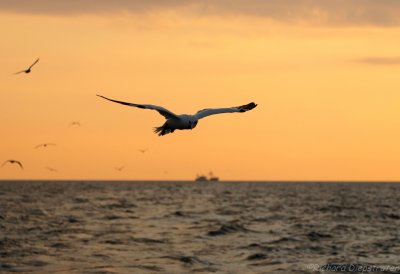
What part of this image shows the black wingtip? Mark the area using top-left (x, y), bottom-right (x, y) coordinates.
top-left (238, 102), bottom-right (257, 112)
top-left (96, 94), bottom-right (107, 100)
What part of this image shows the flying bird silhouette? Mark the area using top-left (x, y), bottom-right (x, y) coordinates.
top-left (14, 58), bottom-right (39, 74)
top-left (69, 121), bottom-right (81, 127)
top-left (97, 94), bottom-right (257, 136)
top-left (45, 167), bottom-right (58, 172)
top-left (35, 143), bottom-right (56, 149)
top-left (2, 160), bottom-right (23, 169)
top-left (138, 148), bottom-right (148, 154)
top-left (115, 166), bottom-right (124, 172)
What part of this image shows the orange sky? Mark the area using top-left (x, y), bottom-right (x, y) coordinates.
top-left (1, 2), bottom-right (400, 181)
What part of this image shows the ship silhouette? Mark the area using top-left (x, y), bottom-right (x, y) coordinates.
top-left (195, 172), bottom-right (219, 182)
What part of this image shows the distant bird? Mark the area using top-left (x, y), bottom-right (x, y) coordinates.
top-left (35, 143), bottom-right (56, 149)
top-left (97, 94), bottom-right (257, 136)
top-left (115, 166), bottom-right (124, 172)
top-left (14, 58), bottom-right (39, 74)
top-left (45, 167), bottom-right (58, 172)
top-left (2, 160), bottom-right (23, 169)
top-left (69, 121), bottom-right (81, 127)
top-left (138, 148), bottom-right (148, 154)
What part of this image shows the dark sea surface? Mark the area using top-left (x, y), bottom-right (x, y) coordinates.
top-left (0, 181), bottom-right (400, 274)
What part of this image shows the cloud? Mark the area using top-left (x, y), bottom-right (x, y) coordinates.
top-left (356, 57), bottom-right (400, 66)
top-left (1, 0), bottom-right (400, 26)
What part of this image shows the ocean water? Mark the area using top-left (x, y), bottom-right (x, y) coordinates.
top-left (0, 181), bottom-right (399, 274)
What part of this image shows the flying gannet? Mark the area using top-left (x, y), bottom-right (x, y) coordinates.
top-left (2, 160), bottom-right (24, 169)
top-left (97, 94), bottom-right (257, 136)
top-left (35, 143), bottom-right (56, 149)
top-left (14, 58), bottom-right (39, 74)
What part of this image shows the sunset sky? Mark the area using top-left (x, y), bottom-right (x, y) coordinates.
top-left (1, 1), bottom-right (400, 181)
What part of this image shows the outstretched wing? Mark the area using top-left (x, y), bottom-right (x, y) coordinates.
top-left (194, 102), bottom-right (257, 120)
top-left (97, 94), bottom-right (179, 119)
top-left (15, 161), bottom-right (24, 169)
top-left (29, 58), bottom-right (39, 69)
top-left (13, 70), bottom-right (26, 75)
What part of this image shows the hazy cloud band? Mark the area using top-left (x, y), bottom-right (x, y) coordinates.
top-left (1, 0), bottom-right (400, 26)
top-left (357, 57), bottom-right (400, 65)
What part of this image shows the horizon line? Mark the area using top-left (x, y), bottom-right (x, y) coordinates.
top-left (1, 179), bottom-right (400, 184)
